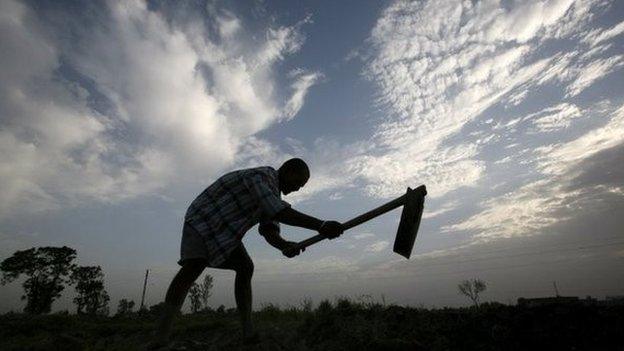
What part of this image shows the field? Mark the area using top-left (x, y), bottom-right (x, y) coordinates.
top-left (1, 299), bottom-right (622, 351)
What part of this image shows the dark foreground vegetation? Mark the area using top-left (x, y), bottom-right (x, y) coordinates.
top-left (1, 299), bottom-right (623, 351)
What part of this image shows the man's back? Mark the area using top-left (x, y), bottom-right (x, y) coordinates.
top-left (183, 166), bottom-right (289, 267)
top-left (189, 166), bottom-right (277, 212)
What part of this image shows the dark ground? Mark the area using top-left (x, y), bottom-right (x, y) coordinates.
top-left (1, 300), bottom-right (623, 351)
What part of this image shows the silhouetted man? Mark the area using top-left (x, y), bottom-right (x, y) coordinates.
top-left (150, 158), bottom-right (343, 348)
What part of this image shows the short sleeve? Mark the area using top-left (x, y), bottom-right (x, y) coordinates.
top-left (258, 218), bottom-right (280, 237)
top-left (243, 173), bottom-right (291, 219)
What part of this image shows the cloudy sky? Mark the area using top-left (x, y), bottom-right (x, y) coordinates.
top-left (1, 0), bottom-right (623, 313)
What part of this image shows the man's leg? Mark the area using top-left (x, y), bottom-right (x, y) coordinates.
top-left (219, 245), bottom-right (255, 339)
top-left (151, 259), bottom-right (206, 347)
top-left (234, 254), bottom-right (254, 338)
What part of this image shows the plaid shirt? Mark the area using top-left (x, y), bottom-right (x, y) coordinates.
top-left (184, 166), bottom-right (290, 266)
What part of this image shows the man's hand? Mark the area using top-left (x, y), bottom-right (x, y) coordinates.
top-left (281, 241), bottom-right (304, 258)
top-left (319, 221), bottom-right (344, 239)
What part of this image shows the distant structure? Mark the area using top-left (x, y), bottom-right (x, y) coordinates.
top-left (140, 269), bottom-right (149, 310)
top-left (517, 295), bottom-right (623, 307)
top-left (517, 296), bottom-right (580, 307)
top-left (603, 295), bottom-right (624, 306)
top-left (552, 281), bottom-right (560, 297)
top-left (517, 281), bottom-right (604, 307)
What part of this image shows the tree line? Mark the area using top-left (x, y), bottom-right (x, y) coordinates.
top-left (2, 246), bottom-right (483, 315)
top-left (0, 246), bottom-right (110, 315)
top-left (0, 246), bottom-right (214, 316)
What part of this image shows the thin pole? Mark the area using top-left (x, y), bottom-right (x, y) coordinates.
top-left (140, 269), bottom-right (149, 310)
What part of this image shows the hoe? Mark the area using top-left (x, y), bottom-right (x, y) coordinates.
top-left (295, 185), bottom-right (427, 259)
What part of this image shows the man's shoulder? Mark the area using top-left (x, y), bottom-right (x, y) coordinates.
top-left (255, 166), bottom-right (277, 176)
top-left (218, 165), bottom-right (270, 177)
top-left (240, 166), bottom-right (277, 178)
top-left (214, 166), bottom-right (276, 186)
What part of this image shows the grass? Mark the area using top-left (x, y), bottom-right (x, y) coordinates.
top-left (0, 298), bottom-right (622, 350)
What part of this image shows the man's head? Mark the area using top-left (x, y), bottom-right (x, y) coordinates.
top-left (278, 158), bottom-right (310, 195)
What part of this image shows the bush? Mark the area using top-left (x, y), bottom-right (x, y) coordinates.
top-left (1, 300), bottom-right (622, 351)
top-left (316, 299), bottom-right (333, 314)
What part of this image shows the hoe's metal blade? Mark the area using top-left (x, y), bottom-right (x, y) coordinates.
top-left (393, 185), bottom-right (426, 259)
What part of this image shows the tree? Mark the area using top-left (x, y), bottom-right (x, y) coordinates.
top-left (186, 274), bottom-right (213, 313)
top-left (0, 246), bottom-right (77, 314)
top-left (199, 274), bottom-right (213, 310)
top-left (188, 283), bottom-right (202, 313)
top-left (116, 298), bottom-right (136, 315)
top-left (458, 278), bottom-right (487, 307)
top-left (70, 265), bottom-right (109, 315)
top-left (149, 302), bottom-right (166, 316)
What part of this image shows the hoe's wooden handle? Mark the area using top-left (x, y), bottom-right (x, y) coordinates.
top-left (295, 193), bottom-right (409, 250)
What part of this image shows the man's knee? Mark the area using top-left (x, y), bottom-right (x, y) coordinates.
top-left (181, 259), bottom-right (207, 278)
top-left (237, 259), bottom-right (254, 278)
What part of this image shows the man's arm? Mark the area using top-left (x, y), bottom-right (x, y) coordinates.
top-left (259, 224), bottom-right (302, 258)
top-left (259, 224), bottom-right (289, 250)
top-left (274, 207), bottom-right (344, 239)
top-left (245, 170), bottom-right (341, 242)
top-left (273, 207), bottom-right (323, 231)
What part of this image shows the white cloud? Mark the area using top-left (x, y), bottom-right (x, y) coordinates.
top-left (506, 89), bottom-right (530, 107)
top-left (350, 144), bottom-right (485, 198)
top-left (141, 0), bottom-right (619, 210)
top-left (290, 0), bottom-right (624, 214)
top-left (282, 138), bottom-right (367, 203)
top-left (0, 0), bottom-right (320, 217)
top-left (353, 232), bottom-right (375, 240)
top-left (262, 1), bottom-right (624, 255)
top-left (537, 103), bottom-right (624, 176)
top-left (422, 200), bottom-right (459, 219)
top-left (579, 43), bottom-right (613, 61)
top-left (253, 17), bottom-right (309, 68)
top-left (328, 192), bottom-right (343, 201)
top-left (365, 240), bottom-right (390, 253)
top-left (565, 56), bottom-right (624, 97)
top-left (356, 0), bottom-right (590, 199)
top-left (444, 102), bottom-right (624, 240)
top-left (243, 0), bottom-right (619, 210)
top-left (525, 103), bottom-right (583, 133)
top-left (282, 70), bottom-right (324, 120)
top-left (216, 11), bottom-right (241, 39)
top-left (234, 136), bottom-right (289, 169)
top-left (542, 0), bottom-right (596, 39)
top-left (442, 179), bottom-right (575, 240)
top-left (582, 20), bottom-right (624, 45)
